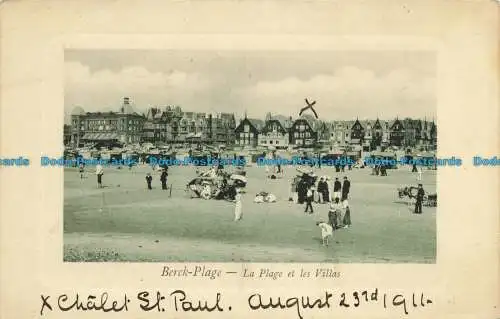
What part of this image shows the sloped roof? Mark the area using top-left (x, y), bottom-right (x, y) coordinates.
top-left (248, 118), bottom-right (265, 130)
top-left (270, 114), bottom-right (292, 129)
top-left (71, 106), bottom-right (85, 115)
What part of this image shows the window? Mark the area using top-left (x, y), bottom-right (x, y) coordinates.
top-left (276, 141), bottom-right (279, 145)
top-left (269, 141), bottom-right (273, 144)
top-left (244, 124), bottom-right (250, 132)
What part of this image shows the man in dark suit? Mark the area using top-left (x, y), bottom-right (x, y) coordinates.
top-left (333, 177), bottom-right (342, 201)
top-left (317, 177), bottom-right (329, 203)
top-left (341, 176), bottom-right (351, 201)
top-left (145, 173), bottom-right (153, 190)
top-left (414, 184), bottom-right (425, 214)
top-left (160, 170), bottom-right (168, 190)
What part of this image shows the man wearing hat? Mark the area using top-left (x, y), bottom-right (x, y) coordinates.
top-left (414, 184), bottom-right (425, 214)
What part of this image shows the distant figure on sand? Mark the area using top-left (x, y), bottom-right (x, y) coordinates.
top-left (341, 176), bottom-right (350, 201)
top-left (328, 198), bottom-right (343, 229)
top-left (160, 170), bottom-right (168, 190)
top-left (333, 178), bottom-right (342, 201)
top-left (417, 166), bottom-right (423, 181)
top-left (342, 204), bottom-right (351, 228)
top-left (304, 186), bottom-right (314, 214)
top-left (79, 163), bottom-right (85, 179)
top-left (95, 164), bottom-right (104, 188)
top-left (316, 221), bottom-right (333, 247)
top-left (234, 189), bottom-right (243, 221)
top-left (145, 173), bottom-right (152, 190)
top-left (414, 184), bottom-right (425, 214)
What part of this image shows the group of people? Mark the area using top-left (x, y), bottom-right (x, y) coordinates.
top-left (371, 164), bottom-right (388, 176)
top-left (145, 168), bottom-right (169, 190)
top-left (293, 175), bottom-right (351, 215)
top-left (316, 195), bottom-right (353, 247)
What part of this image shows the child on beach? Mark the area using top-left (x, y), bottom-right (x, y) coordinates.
top-left (316, 221), bottom-right (333, 247)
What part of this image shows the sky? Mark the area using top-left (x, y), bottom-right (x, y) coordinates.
top-left (64, 50), bottom-right (436, 123)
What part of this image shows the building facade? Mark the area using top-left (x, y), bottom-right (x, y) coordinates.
top-left (389, 118), bottom-right (405, 147)
top-left (140, 106), bottom-right (236, 145)
top-left (258, 119), bottom-right (289, 149)
top-left (234, 117), bottom-right (263, 147)
top-left (70, 97), bottom-right (146, 147)
top-left (350, 119), bottom-right (365, 145)
top-left (69, 99), bottom-right (436, 150)
top-left (330, 121), bottom-right (351, 147)
top-left (206, 112), bottom-right (237, 144)
top-left (289, 118), bottom-right (318, 148)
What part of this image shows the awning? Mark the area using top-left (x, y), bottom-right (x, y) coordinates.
top-left (82, 133), bottom-right (119, 141)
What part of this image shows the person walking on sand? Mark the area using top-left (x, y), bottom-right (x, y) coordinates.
top-left (414, 184), bottom-right (425, 214)
top-left (79, 162), bottom-right (85, 179)
top-left (341, 176), bottom-right (350, 202)
top-left (304, 186), bottom-right (314, 214)
top-left (95, 164), bottom-right (104, 188)
top-left (145, 173), bottom-right (153, 190)
top-left (333, 178), bottom-right (342, 201)
top-left (342, 203), bottom-right (352, 228)
top-left (160, 169), bottom-right (168, 190)
top-left (234, 189), bottom-right (243, 221)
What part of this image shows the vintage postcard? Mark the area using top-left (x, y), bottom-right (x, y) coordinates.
top-left (0, 1), bottom-right (498, 318)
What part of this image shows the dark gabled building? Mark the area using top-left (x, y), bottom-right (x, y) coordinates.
top-left (289, 117), bottom-right (317, 148)
top-left (371, 118), bottom-right (384, 148)
top-left (389, 118), bottom-right (405, 147)
top-left (234, 116), bottom-right (263, 147)
top-left (402, 118), bottom-right (418, 148)
top-left (350, 118), bottom-right (365, 145)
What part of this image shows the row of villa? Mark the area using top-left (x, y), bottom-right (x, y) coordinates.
top-left (65, 97), bottom-right (437, 151)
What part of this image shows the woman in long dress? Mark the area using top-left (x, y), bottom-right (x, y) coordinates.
top-left (234, 189), bottom-right (243, 221)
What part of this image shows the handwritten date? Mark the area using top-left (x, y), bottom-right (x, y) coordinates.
top-left (248, 289), bottom-right (433, 319)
